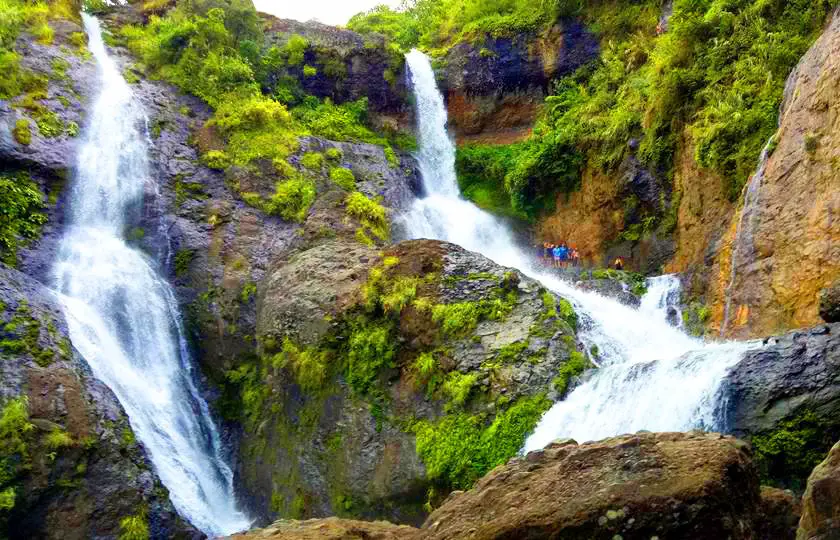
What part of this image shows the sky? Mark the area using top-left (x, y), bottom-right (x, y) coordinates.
top-left (253, 0), bottom-right (401, 27)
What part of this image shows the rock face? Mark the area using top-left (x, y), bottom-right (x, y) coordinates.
top-left (262, 16), bottom-right (410, 125)
top-left (441, 21), bottom-right (597, 144)
top-left (798, 441), bottom-right (840, 539)
top-left (422, 432), bottom-right (761, 540)
top-left (235, 239), bottom-right (584, 525)
top-left (718, 324), bottom-right (840, 487)
top-left (0, 264), bottom-right (194, 539)
top-left (228, 518), bottom-right (418, 539)
top-left (821, 282), bottom-right (840, 324)
top-left (709, 8), bottom-right (840, 338)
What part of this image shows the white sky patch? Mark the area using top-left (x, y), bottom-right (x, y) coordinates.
top-left (253, 0), bottom-right (401, 26)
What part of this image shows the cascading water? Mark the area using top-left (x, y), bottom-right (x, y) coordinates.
top-left (639, 274), bottom-right (683, 327)
top-left (401, 50), bottom-right (755, 451)
top-left (51, 15), bottom-right (250, 536)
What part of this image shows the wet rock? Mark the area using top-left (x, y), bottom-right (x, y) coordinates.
top-left (422, 431), bottom-right (761, 540)
top-left (0, 264), bottom-right (196, 539)
top-left (820, 281), bottom-right (840, 323)
top-left (798, 440), bottom-right (840, 539)
top-left (227, 517), bottom-right (418, 539)
top-left (757, 486), bottom-right (801, 540)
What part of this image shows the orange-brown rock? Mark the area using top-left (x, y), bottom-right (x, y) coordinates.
top-left (422, 432), bottom-right (764, 540)
top-left (798, 440), bottom-right (840, 539)
top-left (227, 518), bottom-right (418, 539)
top-left (710, 9), bottom-right (840, 338)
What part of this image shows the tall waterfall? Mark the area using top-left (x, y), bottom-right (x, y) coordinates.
top-left (401, 50), bottom-right (754, 451)
top-left (51, 15), bottom-right (250, 536)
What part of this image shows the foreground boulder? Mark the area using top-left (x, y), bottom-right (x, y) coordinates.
top-left (798, 441), bottom-right (840, 539)
top-left (422, 432), bottom-right (761, 540)
top-left (229, 517), bottom-right (418, 539)
top-left (718, 324), bottom-right (840, 488)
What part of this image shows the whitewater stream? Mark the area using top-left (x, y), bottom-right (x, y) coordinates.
top-left (401, 50), bottom-right (757, 452)
top-left (51, 15), bottom-right (250, 536)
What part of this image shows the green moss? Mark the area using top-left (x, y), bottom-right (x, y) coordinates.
top-left (300, 151), bottom-right (324, 171)
top-left (432, 302), bottom-right (480, 338)
top-left (552, 351), bottom-right (589, 397)
top-left (345, 320), bottom-right (396, 397)
top-left (329, 167), bottom-right (356, 191)
top-left (345, 192), bottom-right (389, 244)
top-left (441, 371), bottom-right (477, 409)
top-left (267, 178), bottom-right (316, 223)
top-left (0, 397), bottom-right (34, 515)
top-left (496, 340), bottom-right (527, 364)
top-left (271, 339), bottom-right (328, 392)
top-left (118, 508), bottom-right (149, 540)
top-left (325, 147), bottom-right (343, 162)
top-left (752, 411), bottom-right (833, 489)
top-left (173, 249), bottom-right (195, 277)
top-left (43, 429), bottom-right (74, 450)
top-left (302, 64), bottom-right (317, 78)
top-left (413, 393), bottom-right (550, 491)
top-left (12, 118), bottom-right (31, 145)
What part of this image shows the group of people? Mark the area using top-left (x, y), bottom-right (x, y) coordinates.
top-left (538, 242), bottom-right (581, 268)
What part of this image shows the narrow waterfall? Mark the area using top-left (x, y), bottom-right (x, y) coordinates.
top-left (720, 135), bottom-right (775, 335)
top-left (51, 15), bottom-right (250, 536)
top-left (401, 50), bottom-right (754, 452)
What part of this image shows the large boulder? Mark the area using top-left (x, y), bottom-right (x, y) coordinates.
top-left (798, 441), bottom-right (840, 539)
top-left (0, 264), bottom-right (195, 538)
top-left (821, 282), bottom-right (840, 324)
top-left (422, 432), bottom-right (762, 540)
top-left (234, 239), bottom-right (586, 525)
top-left (717, 324), bottom-right (840, 488)
top-left (228, 517), bottom-right (418, 539)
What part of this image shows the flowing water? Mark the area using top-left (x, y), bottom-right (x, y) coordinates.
top-left (720, 135), bottom-right (775, 335)
top-left (401, 49), bottom-right (755, 451)
top-left (51, 15), bottom-right (250, 536)
top-left (639, 274), bottom-right (683, 327)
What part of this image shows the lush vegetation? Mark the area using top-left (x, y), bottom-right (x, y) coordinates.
top-left (117, 0), bottom-right (410, 226)
top-left (353, 0), bottom-right (837, 224)
top-left (0, 172), bottom-right (47, 266)
top-left (0, 397), bottom-right (34, 521)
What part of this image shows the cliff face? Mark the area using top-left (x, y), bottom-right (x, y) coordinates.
top-left (708, 9), bottom-right (840, 339)
top-left (440, 21), bottom-right (597, 145)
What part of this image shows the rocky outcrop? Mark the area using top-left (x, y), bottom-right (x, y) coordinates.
top-left (717, 324), bottom-right (840, 488)
top-left (441, 22), bottom-right (597, 145)
top-left (423, 432), bottom-right (762, 539)
top-left (262, 16), bottom-right (411, 126)
top-left (709, 8), bottom-right (840, 338)
top-left (821, 282), bottom-right (840, 323)
top-left (0, 264), bottom-right (195, 538)
top-left (229, 518), bottom-right (418, 539)
top-left (798, 441), bottom-right (840, 539)
top-left (234, 239), bottom-right (585, 525)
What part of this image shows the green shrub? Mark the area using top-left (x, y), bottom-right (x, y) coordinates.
top-left (43, 429), bottom-right (73, 450)
top-left (345, 192), bottom-right (389, 243)
top-left (173, 248), bottom-right (194, 277)
top-left (0, 397), bottom-right (34, 513)
top-left (0, 171), bottom-right (46, 265)
top-left (303, 64), bottom-right (317, 77)
top-left (267, 178), bottom-right (316, 223)
top-left (329, 167), bottom-right (355, 190)
top-left (442, 371), bottom-right (477, 408)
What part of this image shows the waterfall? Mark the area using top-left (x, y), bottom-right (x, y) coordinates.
top-left (639, 274), bottom-right (683, 328)
top-left (51, 15), bottom-right (250, 536)
top-left (401, 50), bottom-right (754, 452)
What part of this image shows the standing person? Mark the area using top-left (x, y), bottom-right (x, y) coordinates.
top-left (572, 248), bottom-right (580, 268)
top-left (614, 257), bottom-right (624, 271)
top-left (559, 243), bottom-right (569, 269)
top-left (553, 244), bottom-right (562, 269)
top-left (543, 242), bottom-right (552, 266)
